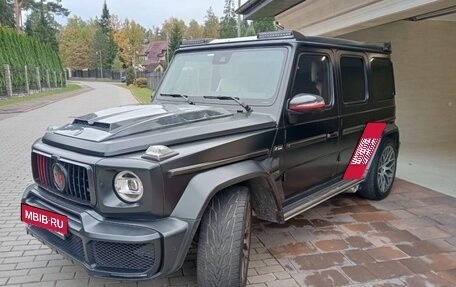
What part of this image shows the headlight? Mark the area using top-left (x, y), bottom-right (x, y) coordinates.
top-left (114, 171), bottom-right (144, 202)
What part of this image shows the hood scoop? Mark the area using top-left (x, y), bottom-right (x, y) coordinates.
top-left (72, 119), bottom-right (112, 131)
top-left (53, 104), bottom-right (233, 142)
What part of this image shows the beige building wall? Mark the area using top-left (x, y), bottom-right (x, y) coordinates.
top-left (341, 20), bottom-right (456, 145)
top-left (276, 0), bottom-right (455, 37)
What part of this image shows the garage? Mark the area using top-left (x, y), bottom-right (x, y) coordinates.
top-left (238, 0), bottom-right (456, 196)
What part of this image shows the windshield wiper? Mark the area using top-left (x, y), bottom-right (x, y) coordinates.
top-left (203, 96), bottom-right (252, 113)
top-left (160, 93), bottom-right (194, 105)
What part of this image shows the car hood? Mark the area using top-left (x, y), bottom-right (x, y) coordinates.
top-left (41, 104), bottom-right (277, 156)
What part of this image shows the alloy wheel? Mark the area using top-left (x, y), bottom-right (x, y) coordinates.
top-left (377, 145), bottom-right (396, 193)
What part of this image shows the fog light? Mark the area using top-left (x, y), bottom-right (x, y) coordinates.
top-left (142, 145), bottom-right (178, 161)
top-left (114, 171), bottom-right (143, 202)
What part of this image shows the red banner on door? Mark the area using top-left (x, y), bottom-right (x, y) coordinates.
top-left (21, 203), bottom-right (68, 235)
top-left (343, 122), bottom-right (387, 180)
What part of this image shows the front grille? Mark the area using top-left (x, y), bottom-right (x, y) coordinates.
top-left (29, 225), bottom-right (85, 261)
top-left (91, 241), bottom-right (156, 271)
top-left (33, 153), bottom-right (91, 205)
top-left (28, 222), bottom-right (160, 275)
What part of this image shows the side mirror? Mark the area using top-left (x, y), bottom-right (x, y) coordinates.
top-left (288, 94), bottom-right (325, 113)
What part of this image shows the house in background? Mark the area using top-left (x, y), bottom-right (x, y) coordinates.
top-left (141, 41), bottom-right (167, 73)
top-left (237, 0), bottom-right (456, 196)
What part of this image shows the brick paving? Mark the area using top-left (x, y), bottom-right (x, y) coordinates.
top-left (1, 82), bottom-right (456, 286)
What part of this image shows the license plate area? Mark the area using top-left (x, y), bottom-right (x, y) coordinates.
top-left (21, 203), bottom-right (68, 237)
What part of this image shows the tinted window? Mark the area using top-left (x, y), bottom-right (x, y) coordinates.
top-left (371, 58), bottom-right (395, 100)
top-left (341, 57), bottom-right (366, 103)
top-left (291, 54), bottom-right (332, 106)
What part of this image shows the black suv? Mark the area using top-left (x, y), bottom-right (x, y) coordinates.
top-left (22, 31), bottom-right (399, 286)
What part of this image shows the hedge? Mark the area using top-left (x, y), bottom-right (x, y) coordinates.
top-left (0, 27), bottom-right (64, 94)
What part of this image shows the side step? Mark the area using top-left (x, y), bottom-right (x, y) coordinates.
top-left (283, 180), bottom-right (363, 221)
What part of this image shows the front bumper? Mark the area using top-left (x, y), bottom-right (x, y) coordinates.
top-left (22, 184), bottom-right (197, 280)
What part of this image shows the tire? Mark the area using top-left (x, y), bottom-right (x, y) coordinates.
top-left (358, 137), bottom-right (397, 200)
top-left (197, 186), bottom-right (252, 287)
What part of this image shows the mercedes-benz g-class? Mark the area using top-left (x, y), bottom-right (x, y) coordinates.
top-left (22, 30), bottom-right (399, 287)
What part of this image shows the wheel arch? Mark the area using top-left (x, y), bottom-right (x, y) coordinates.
top-left (170, 160), bottom-right (283, 223)
top-left (383, 122), bottom-right (400, 149)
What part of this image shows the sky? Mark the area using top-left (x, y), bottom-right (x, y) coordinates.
top-left (56, 0), bottom-right (229, 29)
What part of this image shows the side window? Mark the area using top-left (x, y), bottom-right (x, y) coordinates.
top-left (291, 54), bottom-right (332, 106)
top-left (371, 58), bottom-right (395, 100)
top-left (340, 56), bottom-right (366, 103)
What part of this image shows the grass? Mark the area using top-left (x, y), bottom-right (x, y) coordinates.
top-left (127, 85), bottom-right (153, 104)
top-left (0, 84), bottom-right (82, 107)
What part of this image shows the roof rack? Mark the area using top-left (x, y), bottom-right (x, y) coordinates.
top-left (181, 38), bottom-right (213, 47)
top-left (178, 30), bottom-right (391, 54)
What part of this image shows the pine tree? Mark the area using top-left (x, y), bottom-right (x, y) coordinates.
top-left (16, 0), bottom-right (69, 32)
top-left (167, 23), bottom-right (182, 63)
top-left (252, 17), bottom-right (276, 33)
top-left (219, 0), bottom-right (237, 39)
top-left (25, 1), bottom-right (58, 52)
top-left (0, 0), bottom-right (15, 29)
top-left (203, 7), bottom-right (220, 39)
top-left (100, 0), bottom-right (110, 33)
top-left (243, 22), bottom-right (256, 36)
top-left (96, 1), bottom-right (117, 69)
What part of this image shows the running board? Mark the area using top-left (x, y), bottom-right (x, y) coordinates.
top-left (283, 180), bottom-right (363, 221)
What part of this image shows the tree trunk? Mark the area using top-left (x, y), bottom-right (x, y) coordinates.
top-left (14, 0), bottom-right (22, 32)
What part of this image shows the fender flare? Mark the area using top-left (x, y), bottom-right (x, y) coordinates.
top-left (383, 122), bottom-right (400, 148)
top-left (164, 160), bottom-right (280, 275)
top-left (170, 160), bottom-right (280, 220)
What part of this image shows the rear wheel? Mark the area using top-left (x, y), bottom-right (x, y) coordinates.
top-left (358, 137), bottom-right (397, 200)
top-left (197, 186), bottom-right (252, 287)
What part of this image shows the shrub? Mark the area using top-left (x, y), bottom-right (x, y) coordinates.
top-left (125, 67), bottom-right (135, 85)
top-left (0, 27), bottom-right (64, 92)
top-left (134, 78), bottom-right (148, 88)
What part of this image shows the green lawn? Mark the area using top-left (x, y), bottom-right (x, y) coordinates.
top-left (127, 86), bottom-right (153, 104)
top-left (0, 84), bottom-right (81, 107)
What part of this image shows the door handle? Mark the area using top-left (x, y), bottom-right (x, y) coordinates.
top-left (326, 131), bottom-right (339, 139)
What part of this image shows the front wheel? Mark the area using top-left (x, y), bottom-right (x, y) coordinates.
top-left (358, 137), bottom-right (398, 200)
top-left (197, 186), bottom-right (252, 287)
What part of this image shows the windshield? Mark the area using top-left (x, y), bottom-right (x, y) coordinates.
top-left (157, 47), bottom-right (287, 105)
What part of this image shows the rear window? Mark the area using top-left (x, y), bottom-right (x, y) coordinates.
top-left (340, 57), bottom-right (366, 103)
top-left (371, 58), bottom-right (395, 100)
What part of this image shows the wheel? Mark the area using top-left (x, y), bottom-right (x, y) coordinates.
top-left (197, 186), bottom-right (252, 287)
top-left (358, 137), bottom-right (397, 200)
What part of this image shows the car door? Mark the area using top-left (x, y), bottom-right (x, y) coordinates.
top-left (335, 53), bottom-right (371, 175)
top-left (283, 50), bottom-right (340, 198)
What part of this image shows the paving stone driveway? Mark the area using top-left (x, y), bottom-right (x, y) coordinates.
top-left (1, 82), bottom-right (456, 286)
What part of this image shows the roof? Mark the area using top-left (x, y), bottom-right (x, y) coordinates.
top-left (143, 62), bottom-right (163, 72)
top-left (236, 0), bottom-right (304, 20)
top-left (180, 31), bottom-right (391, 54)
top-left (142, 41), bottom-right (167, 58)
top-left (141, 41), bottom-right (167, 71)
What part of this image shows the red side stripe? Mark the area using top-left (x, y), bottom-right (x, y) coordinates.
top-left (343, 122), bottom-right (386, 180)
